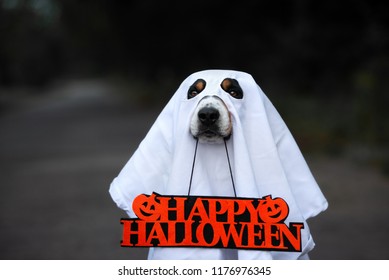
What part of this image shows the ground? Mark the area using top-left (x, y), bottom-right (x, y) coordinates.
top-left (0, 79), bottom-right (388, 259)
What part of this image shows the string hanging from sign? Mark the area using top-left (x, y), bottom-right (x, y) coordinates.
top-left (187, 138), bottom-right (237, 197)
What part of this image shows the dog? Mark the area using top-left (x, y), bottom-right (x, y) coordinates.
top-left (110, 69), bottom-right (328, 260)
top-left (189, 77), bottom-right (243, 143)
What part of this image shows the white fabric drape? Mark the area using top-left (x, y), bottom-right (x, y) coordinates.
top-left (109, 69), bottom-right (328, 259)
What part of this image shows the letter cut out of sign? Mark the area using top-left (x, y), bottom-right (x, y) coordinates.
top-left (120, 192), bottom-right (304, 252)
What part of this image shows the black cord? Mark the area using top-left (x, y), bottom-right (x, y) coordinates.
top-left (188, 138), bottom-right (236, 197)
top-left (187, 138), bottom-right (199, 196)
top-left (224, 138), bottom-right (237, 197)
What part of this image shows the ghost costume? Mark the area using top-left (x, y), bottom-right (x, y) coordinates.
top-left (109, 69), bottom-right (328, 260)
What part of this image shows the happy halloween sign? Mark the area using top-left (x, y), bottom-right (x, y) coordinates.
top-left (120, 193), bottom-right (303, 251)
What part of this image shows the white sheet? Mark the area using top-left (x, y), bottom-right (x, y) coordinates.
top-left (109, 69), bottom-right (328, 259)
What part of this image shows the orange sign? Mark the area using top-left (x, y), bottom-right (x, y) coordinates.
top-left (120, 193), bottom-right (303, 251)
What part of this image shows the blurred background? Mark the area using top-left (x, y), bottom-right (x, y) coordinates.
top-left (0, 0), bottom-right (388, 259)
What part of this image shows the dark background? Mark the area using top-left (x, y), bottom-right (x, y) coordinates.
top-left (0, 0), bottom-right (388, 259)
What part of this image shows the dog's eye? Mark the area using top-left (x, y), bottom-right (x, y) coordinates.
top-left (221, 78), bottom-right (243, 99)
top-left (188, 79), bottom-right (206, 99)
top-left (188, 89), bottom-right (200, 98)
top-left (229, 90), bottom-right (240, 98)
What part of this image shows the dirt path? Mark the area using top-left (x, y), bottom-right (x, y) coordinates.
top-left (0, 80), bottom-right (388, 259)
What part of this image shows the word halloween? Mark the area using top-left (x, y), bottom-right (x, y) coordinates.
top-left (120, 193), bottom-right (304, 251)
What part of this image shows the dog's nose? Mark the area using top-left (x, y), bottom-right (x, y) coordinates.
top-left (198, 107), bottom-right (220, 126)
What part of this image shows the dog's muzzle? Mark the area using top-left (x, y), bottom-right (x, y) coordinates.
top-left (190, 96), bottom-right (232, 143)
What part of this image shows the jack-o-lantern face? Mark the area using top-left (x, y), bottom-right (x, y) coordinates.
top-left (257, 196), bottom-right (289, 223)
top-left (132, 193), bottom-right (161, 221)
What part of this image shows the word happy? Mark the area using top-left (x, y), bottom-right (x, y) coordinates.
top-left (120, 193), bottom-right (303, 251)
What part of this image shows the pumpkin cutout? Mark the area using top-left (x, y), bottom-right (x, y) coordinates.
top-left (257, 195), bottom-right (289, 224)
top-left (132, 193), bottom-right (161, 221)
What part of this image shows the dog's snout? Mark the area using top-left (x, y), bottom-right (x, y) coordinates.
top-left (198, 107), bottom-right (220, 126)
top-left (190, 95), bottom-right (232, 143)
